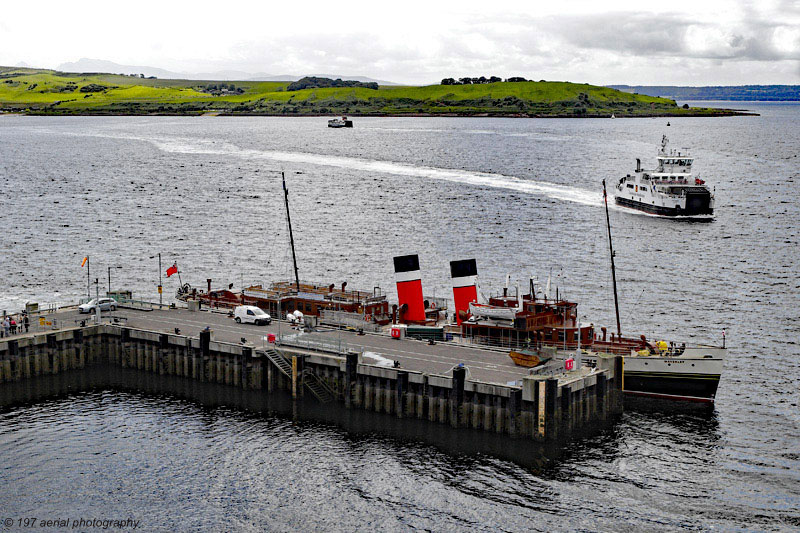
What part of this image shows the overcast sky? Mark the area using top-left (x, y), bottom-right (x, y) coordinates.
top-left (2, 0), bottom-right (798, 84)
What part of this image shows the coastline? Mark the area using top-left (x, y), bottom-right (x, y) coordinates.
top-left (2, 109), bottom-right (758, 118)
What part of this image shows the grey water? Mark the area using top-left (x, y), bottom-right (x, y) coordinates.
top-left (1, 103), bottom-right (799, 531)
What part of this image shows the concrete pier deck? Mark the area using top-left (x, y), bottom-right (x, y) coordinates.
top-left (36, 307), bottom-right (540, 384)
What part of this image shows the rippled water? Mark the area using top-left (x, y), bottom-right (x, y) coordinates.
top-left (1, 104), bottom-right (799, 530)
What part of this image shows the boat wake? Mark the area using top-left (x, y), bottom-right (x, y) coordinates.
top-left (144, 136), bottom-right (603, 207)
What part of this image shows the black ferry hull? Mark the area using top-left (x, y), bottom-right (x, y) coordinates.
top-left (623, 371), bottom-right (721, 403)
top-left (615, 192), bottom-right (713, 218)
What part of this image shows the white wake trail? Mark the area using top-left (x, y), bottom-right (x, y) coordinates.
top-left (147, 136), bottom-right (603, 207)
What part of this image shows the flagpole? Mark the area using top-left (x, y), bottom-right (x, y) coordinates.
top-left (87, 256), bottom-right (91, 299)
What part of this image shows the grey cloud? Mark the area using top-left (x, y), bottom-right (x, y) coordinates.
top-left (545, 11), bottom-right (799, 61)
top-left (176, 9), bottom-right (799, 85)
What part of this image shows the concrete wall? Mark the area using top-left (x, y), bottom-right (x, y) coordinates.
top-left (0, 325), bottom-right (622, 441)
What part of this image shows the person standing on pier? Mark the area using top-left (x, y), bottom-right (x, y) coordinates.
top-left (1, 317), bottom-right (9, 337)
top-left (23, 313), bottom-right (30, 333)
top-left (9, 317), bottom-right (16, 335)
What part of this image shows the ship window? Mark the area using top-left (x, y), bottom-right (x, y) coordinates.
top-left (627, 184), bottom-right (634, 189)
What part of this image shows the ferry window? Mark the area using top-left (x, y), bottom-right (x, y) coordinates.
top-left (627, 184), bottom-right (634, 189)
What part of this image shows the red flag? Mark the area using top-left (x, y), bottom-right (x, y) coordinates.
top-left (166, 263), bottom-right (178, 278)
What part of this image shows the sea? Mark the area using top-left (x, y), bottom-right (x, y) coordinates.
top-left (0, 102), bottom-right (798, 531)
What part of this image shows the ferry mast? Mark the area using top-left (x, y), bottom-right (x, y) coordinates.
top-left (602, 179), bottom-right (622, 339)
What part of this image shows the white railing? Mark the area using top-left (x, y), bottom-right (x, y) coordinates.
top-left (319, 310), bottom-right (382, 332)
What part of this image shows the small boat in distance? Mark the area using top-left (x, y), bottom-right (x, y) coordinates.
top-left (614, 135), bottom-right (715, 219)
top-left (328, 116), bottom-right (353, 128)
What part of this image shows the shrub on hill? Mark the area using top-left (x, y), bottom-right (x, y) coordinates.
top-left (287, 77), bottom-right (378, 91)
top-left (441, 76), bottom-right (524, 85)
top-left (79, 84), bottom-right (111, 93)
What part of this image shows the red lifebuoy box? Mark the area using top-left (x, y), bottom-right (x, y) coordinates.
top-left (391, 327), bottom-right (401, 339)
top-left (565, 357), bottom-right (574, 371)
top-left (267, 333), bottom-right (276, 344)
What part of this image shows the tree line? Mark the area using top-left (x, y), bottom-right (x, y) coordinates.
top-left (287, 76), bottom-right (379, 91)
top-left (441, 76), bottom-right (529, 85)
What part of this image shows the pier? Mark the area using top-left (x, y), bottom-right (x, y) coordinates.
top-left (0, 305), bottom-right (622, 441)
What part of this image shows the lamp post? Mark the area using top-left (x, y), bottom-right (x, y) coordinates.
top-left (150, 253), bottom-right (163, 307)
top-left (107, 266), bottom-right (122, 297)
top-left (94, 278), bottom-right (100, 324)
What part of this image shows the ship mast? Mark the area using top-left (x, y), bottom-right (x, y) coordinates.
top-left (282, 171), bottom-right (301, 293)
top-left (602, 180), bottom-right (622, 339)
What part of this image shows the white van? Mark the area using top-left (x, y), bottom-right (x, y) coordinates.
top-left (234, 305), bottom-right (271, 325)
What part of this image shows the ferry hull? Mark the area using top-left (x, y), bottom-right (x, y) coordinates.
top-left (623, 352), bottom-right (724, 402)
top-left (623, 372), bottom-right (721, 402)
top-left (615, 194), bottom-right (713, 218)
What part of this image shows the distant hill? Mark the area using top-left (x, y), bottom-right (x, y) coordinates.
top-left (609, 85), bottom-right (800, 101)
top-left (0, 66), bottom-right (754, 118)
top-left (54, 58), bottom-right (398, 84)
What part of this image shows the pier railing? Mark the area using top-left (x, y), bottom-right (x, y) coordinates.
top-left (319, 310), bottom-right (382, 333)
top-left (276, 332), bottom-right (361, 356)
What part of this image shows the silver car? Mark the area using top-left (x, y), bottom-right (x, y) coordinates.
top-left (78, 298), bottom-right (117, 314)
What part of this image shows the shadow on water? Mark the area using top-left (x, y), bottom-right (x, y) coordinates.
top-left (0, 365), bottom-right (623, 473)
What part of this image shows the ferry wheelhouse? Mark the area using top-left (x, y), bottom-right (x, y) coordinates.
top-left (615, 135), bottom-right (714, 219)
top-left (460, 280), bottom-right (594, 349)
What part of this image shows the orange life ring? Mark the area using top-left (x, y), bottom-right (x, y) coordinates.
top-left (365, 314), bottom-right (372, 322)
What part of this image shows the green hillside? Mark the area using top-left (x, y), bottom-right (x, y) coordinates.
top-left (0, 67), bottom-right (751, 117)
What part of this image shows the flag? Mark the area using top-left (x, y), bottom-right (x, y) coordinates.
top-left (166, 263), bottom-right (178, 278)
top-left (81, 256), bottom-right (88, 267)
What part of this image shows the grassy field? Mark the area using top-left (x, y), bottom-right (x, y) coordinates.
top-left (0, 67), bottom-right (749, 117)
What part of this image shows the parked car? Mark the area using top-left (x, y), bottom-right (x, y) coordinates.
top-left (234, 305), bottom-right (271, 325)
top-left (78, 298), bottom-right (117, 314)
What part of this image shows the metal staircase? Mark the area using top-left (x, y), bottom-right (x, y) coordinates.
top-left (264, 347), bottom-right (292, 377)
top-left (263, 347), bottom-right (336, 403)
top-left (302, 369), bottom-right (336, 403)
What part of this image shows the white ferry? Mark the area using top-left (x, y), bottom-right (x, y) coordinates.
top-left (615, 135), bottom-right (714, 219)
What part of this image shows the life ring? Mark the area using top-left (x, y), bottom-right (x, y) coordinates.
top-left (365, 314), bottom-right (372, 322)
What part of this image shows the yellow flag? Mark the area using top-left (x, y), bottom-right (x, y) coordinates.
top-left (81, 256), bottom-right (88, 267)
